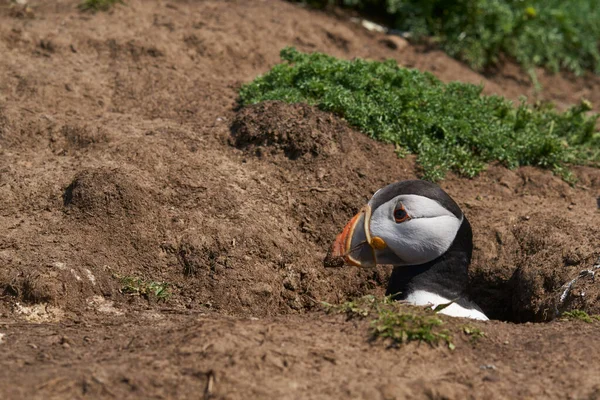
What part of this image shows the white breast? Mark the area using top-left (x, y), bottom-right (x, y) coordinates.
top-left (405, 290), bottom-right (489, 321)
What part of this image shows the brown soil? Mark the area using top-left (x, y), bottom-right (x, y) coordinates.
top-left (1, 0), bottom-right (599, 399)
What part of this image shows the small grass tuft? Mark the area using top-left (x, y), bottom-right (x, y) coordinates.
top-left (324, 295), bottom-right (454, 349)
top-left (79, 0), bottom-right (122, 12)
top-left (116, 274), bottom-right (170, 300)
top-left (462, 325), bottom-right (486, 343)
top-left (240, 48), bottom-right (599, 182)
top-left (373, 306), bottom-right (454, 349)
top-left (322, 294), bottom-right (381, 317)
top-left (561, 310), bottom-right (600, 323)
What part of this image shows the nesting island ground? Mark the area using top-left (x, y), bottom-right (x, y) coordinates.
top-left (1, 1), bottom-right (600, 399)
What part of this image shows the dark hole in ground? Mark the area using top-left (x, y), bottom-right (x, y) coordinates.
top-left (380, 248), bottom-right (600, 324)
top-left (468, 217), bottom-right (600, 323)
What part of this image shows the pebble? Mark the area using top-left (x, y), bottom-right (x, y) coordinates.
top-left (361, 20), bottom-right (386, 33)
top-left (379, 35), bottom-right (409, 51)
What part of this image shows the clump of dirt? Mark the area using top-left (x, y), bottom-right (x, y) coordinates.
top-left (15, 270), bottom-right (63, 304)
top-left (3, 260), bottom-right (115, 311)
top-left (63, 167), bottom-right (153, 220)
top-left (55, 124), bottom-right (109, 153)
top-left (0, 107), bottom-right (7, 139)
top-left (231, 101), bottom-right (350, 159)
top-left (176, 240), bottom-right (218, 277)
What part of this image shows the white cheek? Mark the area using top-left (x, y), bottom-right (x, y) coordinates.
top-left (371, 216), bottom-right (460, 265)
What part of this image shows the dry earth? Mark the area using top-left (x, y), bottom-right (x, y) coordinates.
top-left (1, 1), bottom-right (599, 399)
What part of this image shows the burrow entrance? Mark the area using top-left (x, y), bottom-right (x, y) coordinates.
top-left (231, 101), bottom-right (600, 323)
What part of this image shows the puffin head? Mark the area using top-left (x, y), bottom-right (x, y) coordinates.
top-left (328, 180), bottom-right (466, 268)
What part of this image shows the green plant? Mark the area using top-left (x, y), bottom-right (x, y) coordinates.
top-left (561, 310), bottom-right (600, 323)
top-left (117, 275), bottom-right (170, 300)
top-left (240, 48), bottom-right (599, 181)
top-left (373, 306), bottom-right (454, 349)
top-left (322, 295), bottom-right (377, 317)
top-left (462, 325), bottom-right (486, 342)
top-left (294, 0), bottom-right (600, 77)
top-left (324, 295), bottom-right (455, 349)
top-left (79, 0), bottom-right (123, 12)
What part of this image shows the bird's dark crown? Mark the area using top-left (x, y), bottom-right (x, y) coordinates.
top-left (370, 180), bottom-right (463, 219)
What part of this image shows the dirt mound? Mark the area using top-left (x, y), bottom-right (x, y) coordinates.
top-left (62, 167), bottom-right (152, 219)
top-left (3, 260), bottom-right (114, 313)
top-left (230, 101), bottom-right (417, 244)
top-left (0, 106), bottom-right (401, 317)
top-left (0, 107), bottom-right (7, 139)
top-left (55, 124), bottom-right (109, 154)
top-left (0, 164), bottom-right (167, 312)
top-left (231, 101), bottom-right (349, 159)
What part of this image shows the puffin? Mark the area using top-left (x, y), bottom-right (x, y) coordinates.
top-left (326, 180), bottom-right (488, 321)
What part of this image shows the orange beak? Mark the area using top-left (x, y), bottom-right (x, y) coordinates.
top-left (326, 205), bottom-right (386, 268)
top-left (331, 209), bottom-right (365, 267)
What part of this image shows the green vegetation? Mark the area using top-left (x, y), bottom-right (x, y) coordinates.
top-left (79, 0), bottom-right (122, 12)
top-left (117, 275), bottom-right (170, 300)
top-left (373, 305), bottom-right (454, 348)
top-left (561, 310), bottom-right (600, 323)
top-left (297, 0), bottom-right (600, 77)
top-left (462, 325), bottom-right (486, 342)
top-left (240, 48), bottom-right (599, 181)
top-left (324, 295), bottom-right (455, 349)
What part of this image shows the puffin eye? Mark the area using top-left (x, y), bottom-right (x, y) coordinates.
top-left (394, 204), bottom-right (410, 223)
